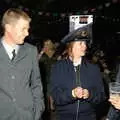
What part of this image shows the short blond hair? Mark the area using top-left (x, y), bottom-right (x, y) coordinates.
top-left (1, 8), bottom-right (31, 29)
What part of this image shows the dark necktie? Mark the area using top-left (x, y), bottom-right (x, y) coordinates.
top-left (11, 49), bottom-right (16, 61)
top-left (75, 65), bottom-right (81, 86)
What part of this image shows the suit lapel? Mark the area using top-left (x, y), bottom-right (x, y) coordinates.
top-left (0, 40), bottom-right (28, 63)
top-left (15, 43), bottom-right (28, 62)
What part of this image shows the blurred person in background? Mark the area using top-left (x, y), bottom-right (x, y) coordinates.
top-left (39, 39), bottom-right (57, 119)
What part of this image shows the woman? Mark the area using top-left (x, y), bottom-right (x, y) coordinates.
top-left (50, 28), bottom-right (106, 120)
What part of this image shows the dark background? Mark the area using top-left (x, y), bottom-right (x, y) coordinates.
top-left (0, 0), bottom-right (120, 56)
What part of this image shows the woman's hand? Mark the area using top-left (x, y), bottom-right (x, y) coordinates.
top-left (82, 88), bottom-right (89, 99)
top-left (72, 87), bottom-right (89, 99)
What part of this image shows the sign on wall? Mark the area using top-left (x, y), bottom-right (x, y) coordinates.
top-left (69, 15), bottom-right (93, 32)
top-left (69, 15), bottom-right (93, 44)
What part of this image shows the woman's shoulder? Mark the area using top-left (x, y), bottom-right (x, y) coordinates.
top-left (84, 59), bottom-right (100, 70)
top-left (52, 58), bottom-right (72, 68)
top-left (54, 59), bottom-right (68, 65)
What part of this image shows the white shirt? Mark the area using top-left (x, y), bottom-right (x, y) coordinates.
top-left (69, 56), bottom-right (82, 66)
top-left (73, 57), bottom-right (82, 66)
top-left (2, 40), bottom-right (19, 60)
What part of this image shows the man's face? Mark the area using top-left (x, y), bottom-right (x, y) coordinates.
top-left (44, 40), bottom-right (54, 50)
top-left (6, 18), bottom-right (30, 45)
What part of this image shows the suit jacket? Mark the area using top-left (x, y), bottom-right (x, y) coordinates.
top-left (0, 40), bottom-right (44, 120)
top-left (50, 58), bottom-right (106, 119)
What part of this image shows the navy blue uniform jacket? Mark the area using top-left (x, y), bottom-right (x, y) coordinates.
top-left (50, 58), bottom-right (106, 119)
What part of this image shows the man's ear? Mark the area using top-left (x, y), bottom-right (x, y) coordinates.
top-left (5, 24), bottom-right (12, 32)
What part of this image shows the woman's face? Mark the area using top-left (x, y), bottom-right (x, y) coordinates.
top-left (71, 41), bottom-right (87, 58)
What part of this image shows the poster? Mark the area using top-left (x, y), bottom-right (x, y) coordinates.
top-left (69, 15), bottom-right (93, 44)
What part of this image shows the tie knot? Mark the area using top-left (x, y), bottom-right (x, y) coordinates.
top-left (12, 49), bottom-right (15, 54)
top-left (12, 49), bottom-right (16, 60)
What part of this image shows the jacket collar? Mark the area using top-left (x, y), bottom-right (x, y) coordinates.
top-left (0, 39), bottom-right (28, 62)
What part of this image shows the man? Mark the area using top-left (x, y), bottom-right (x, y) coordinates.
top-left (39, 39), bottom-right (56, 119)
top-left (0, 8), bottom-right (44, 120)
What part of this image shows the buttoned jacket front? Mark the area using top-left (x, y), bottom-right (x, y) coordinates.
top-left (0, 40), bottom-right (44, 120)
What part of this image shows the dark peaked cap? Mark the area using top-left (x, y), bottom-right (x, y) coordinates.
top-left (61, 23), bottom-right (92, 44)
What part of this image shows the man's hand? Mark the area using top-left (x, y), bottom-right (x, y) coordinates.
top-left (109, 94), bottom-right (120, 110)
